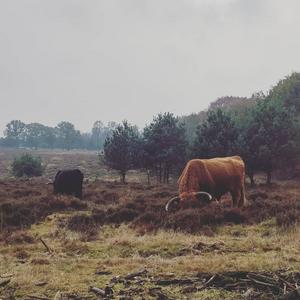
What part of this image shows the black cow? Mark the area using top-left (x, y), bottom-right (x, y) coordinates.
top-left (53, 169), bottom-right (84, 199)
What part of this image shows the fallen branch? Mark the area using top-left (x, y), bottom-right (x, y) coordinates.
top-left (89, 287), bottom-right (105, 297)
top-left (40, 238), bottom-right (52, 254)
top-left (203, 274), bottom-right (217, 287)
top-left (247, 272), bottom-right (278, 285)
top-left (246, 275), bottom-right (280, 291)
top-left (124, 269), bottom-right (147, 280)
top-left (278, 276), bottom-right (296, 290)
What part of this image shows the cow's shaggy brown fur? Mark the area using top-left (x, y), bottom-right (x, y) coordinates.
top-left (178, 156), bottom-right (247, 207)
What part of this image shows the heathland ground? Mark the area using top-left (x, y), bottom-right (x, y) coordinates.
top-left (0, 150), bottom-right (300, 299)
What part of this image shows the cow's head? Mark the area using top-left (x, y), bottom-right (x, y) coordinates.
top-left (165, 191), bottom-right (212, 212)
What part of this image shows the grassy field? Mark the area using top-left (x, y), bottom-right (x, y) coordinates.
top-left (0, 149), bottom-right (300, 299)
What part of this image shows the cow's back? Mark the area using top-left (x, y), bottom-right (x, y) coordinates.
top-left (202, 156), bottom-right (245, 188)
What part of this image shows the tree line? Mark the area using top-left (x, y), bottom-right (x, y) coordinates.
top-left (0, 120), bottom-right (118, 150)
top-left (104, 72), bottom-right (300, 185)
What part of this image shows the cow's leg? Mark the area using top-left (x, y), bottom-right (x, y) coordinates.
top-left (80, 182), bottom-right (83, 199)
top-left (230, 190), bottom-right (241, 208)
top-left (238, 186), bottom-right (247, 207)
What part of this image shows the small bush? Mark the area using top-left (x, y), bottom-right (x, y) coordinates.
top-left (11, 153), bottom-right (43, 177)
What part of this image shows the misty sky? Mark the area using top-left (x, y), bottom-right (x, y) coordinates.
top-left (0, 0), bottom-right (300, 134)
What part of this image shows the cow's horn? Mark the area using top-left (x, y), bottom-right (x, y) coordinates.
top-left (165, 196), bottom-right (180, 212)
top-left (193, 191), bottom-right (213, 201)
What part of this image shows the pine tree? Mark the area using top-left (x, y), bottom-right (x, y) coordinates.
top-left (192, 109), bottom-right (238, 159)
top-left (104, 121), bottom-right (141, 183)
top-left (143, 113), bottom-right (187, 183)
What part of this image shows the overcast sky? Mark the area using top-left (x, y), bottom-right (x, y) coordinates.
top-left (0, 0), bottom-right (300, 134)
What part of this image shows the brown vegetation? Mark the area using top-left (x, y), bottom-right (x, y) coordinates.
top-left (59, 180), bottom-right (300, 236)
top-left (0, 179), bottom-right (86, 233)
top-left (1, 175), bottom-right (300, 237)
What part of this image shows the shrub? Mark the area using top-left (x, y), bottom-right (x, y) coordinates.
top-left (11, 153), bottom-right (43, 177)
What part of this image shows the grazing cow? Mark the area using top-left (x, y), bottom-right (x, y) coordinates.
top-left (53, 169), bottom-right (84, 199)
top-left (165, 156), bottom-right (247, 211)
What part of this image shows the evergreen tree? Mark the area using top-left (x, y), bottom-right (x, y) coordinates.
top-left (104, 121), bottom-right (141, 183)
top-left (179, 111), bottom-right (207, 145)
top-left (268, 72), bottom-right (300, 114)
top-left (238, 100), bottom-right (299, 184)
top-left (143, 113), bottom-right (187, 183)
top-left (192, 109), bottom-right (238, 159)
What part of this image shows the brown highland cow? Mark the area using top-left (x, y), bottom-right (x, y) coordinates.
top-left (165, 156), bottom-right (247, 211)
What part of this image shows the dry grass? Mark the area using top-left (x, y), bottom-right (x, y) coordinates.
top-left (1, 213), bottom-right (300, 299)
